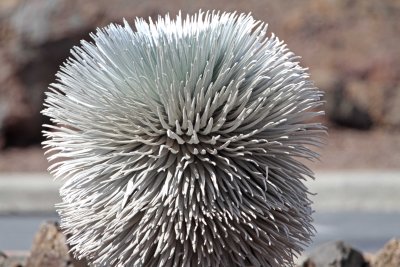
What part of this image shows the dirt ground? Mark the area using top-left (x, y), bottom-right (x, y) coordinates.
top-left (0, 128), bottom-right (399, 172)
top-left (313, 128), bottom-right (400, 170)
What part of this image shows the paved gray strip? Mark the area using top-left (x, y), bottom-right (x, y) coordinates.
top-left (0, 171), bottom-right (399, 213)
top-left (308, 170), bottom-right (400, 212)
top-left (2, 211), bottom-right (399, 255)
top-left (0, 173), bottom-right (62, 214)
top-left (0, 171), bottom-right (399, 260)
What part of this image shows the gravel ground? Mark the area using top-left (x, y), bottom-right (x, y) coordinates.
top-left (0, 129), bottom-right (399, 172)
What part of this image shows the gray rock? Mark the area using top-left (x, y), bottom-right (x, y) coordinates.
top-left (0, 251), bottom-right (6, 266)
top-left (0, 250), bottom-right (27, 267)
top-left (302, 241), bottom-right (368, 267)
top-left (25, 221), bottom-right (88, 267)
top-left (372, 239), bottom-right (400, 267)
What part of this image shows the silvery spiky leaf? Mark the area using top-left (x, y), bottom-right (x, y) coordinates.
top-left (42, 10), bottom-right (325, 267)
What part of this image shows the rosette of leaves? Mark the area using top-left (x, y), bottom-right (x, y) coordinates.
top-left (43, 10), bottom-right (325, 267)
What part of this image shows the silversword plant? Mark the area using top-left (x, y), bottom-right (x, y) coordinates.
top-left (43, 11), bottom-right (325, 267)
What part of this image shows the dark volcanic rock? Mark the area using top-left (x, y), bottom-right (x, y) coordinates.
top-left (0, 0), bottom-right (155, 148)
top-left (0, 0), bottom-right (96, 148)
top-left (325, 85), bottom-right (373, 130)
top-left (302, 241), bottom-right (368, 267)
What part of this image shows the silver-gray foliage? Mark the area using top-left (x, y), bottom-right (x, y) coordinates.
top-left (43, 11), bottom-right (325, 267)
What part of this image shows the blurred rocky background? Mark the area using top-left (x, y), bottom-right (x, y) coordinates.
top-left (1, 1), bottom-right (399, 266)
top-left (0, 0), bottom-right (399, 167)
